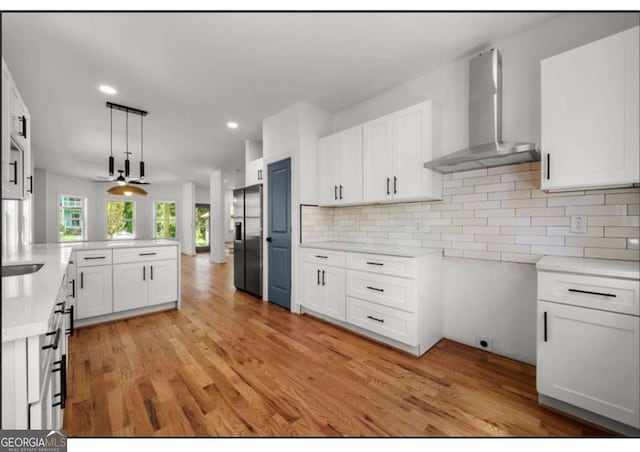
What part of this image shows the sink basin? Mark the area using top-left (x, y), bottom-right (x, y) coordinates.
top-left (2, 263), bottom-right (44, 277)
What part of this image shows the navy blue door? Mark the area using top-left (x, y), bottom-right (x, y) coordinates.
top-left (267, 158), bottom-right (291, 309)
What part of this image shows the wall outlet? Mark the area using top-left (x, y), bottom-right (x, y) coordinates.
top-left (570, 215), bottom-right (588, 233)
top-left (475, 336), bottom-right (493, 352)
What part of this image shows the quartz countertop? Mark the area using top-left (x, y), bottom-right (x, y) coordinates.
top-left (536, 256), bottom-right (640, 280)
top-left (300, 241), bottom-right (442, 258)
top-left (2, 240), bottom-right (180, 342)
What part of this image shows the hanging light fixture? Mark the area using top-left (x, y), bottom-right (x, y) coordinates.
top-left (104, 102), bottom-right (149, 196)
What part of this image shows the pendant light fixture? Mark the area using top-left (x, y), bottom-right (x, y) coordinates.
top-left (104, 102), bottom-right (150, 197)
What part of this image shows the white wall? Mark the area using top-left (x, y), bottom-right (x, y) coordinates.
top-left (195, 184), bottom-right (209, 204)
top-left (180, 182), bottom-right (196, 255)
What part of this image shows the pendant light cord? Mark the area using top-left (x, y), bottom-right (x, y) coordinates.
top-left (110, 107), bottom-right (113, 157)
top-left (141, 115), bottom-right (144, 161)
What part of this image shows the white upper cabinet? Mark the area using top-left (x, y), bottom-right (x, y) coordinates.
top-left (541, 26), bottom-right (639, 192)
top-left (363, 100), bottom-right (442, 204)
top-left (245, 157), bottom-right (264, 186)
top-left (2, 58), bottom-right (31, 200)
top-left (318, 125), bottom-right (363, 206)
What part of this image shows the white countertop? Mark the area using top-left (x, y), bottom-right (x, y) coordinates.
top-left (536, 256), bottom-right (640, 280)
top-left (2, 239), bottom-right (179, 342)
top-left (300, 241), bottom-right (442, 258)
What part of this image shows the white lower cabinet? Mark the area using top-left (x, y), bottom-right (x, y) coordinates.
top-left (537, 301), bottom-right (640, 428)
top-left (76, 265), bottom-right (113, 319)
top-left (300, 246), bottom-right (442, 356)
top-left (536, 256), bottom-right (640, 432)
top-left (113, 262), bottom-right (147, 312)
top-left (148, 259), bottom-right (178, 306)
top-left (301, 262), bottom-right (346, 322)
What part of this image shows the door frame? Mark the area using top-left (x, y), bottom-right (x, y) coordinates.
top-left (195, 203), bottom-right (211, 253)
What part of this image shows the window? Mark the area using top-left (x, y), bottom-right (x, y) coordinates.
top-left (58, 195), bottom-right (86, 242)
top-left (155, 201), bottom-right (176, 238)
top-left (106, 200), bottom-right (135, 239)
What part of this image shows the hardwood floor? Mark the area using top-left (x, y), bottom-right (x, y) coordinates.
top-left (64, 253), bottom-right (611, 437)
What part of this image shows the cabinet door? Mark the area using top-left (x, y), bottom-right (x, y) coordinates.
top-left (318, 133), bottom-right (340, 205)
top-left (363, 114), bottom-right (393, 203)
top-left (301, 264), bottom-right (322, 313)
top-left (147, 260), bottom-right (178, 306)
top-left (113, 263), bottom-right (147, 312)
top-left (339, 125), bottom-right (363, 204)
top-left (541, 26), bottom-right (639, 191)
top-left (537, 301), bottom-right (640, 428)
top-left (321, 266), bottom-right (346, 322)
top-left (245, 159), bottom-right (259, 186)
top-left (392, 101), bottom-right (436, 201)
top-left (76, 266), bottom-right (113, 319)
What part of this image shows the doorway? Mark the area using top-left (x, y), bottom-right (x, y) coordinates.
top-left (195, 203), bottom-right (210, 253)
top-left (267, 158), bottom-right (291, 310)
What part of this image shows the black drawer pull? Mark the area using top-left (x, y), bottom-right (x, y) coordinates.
top-left (393, 176), bottom-right (398, 194)
top-left (366, 261), bottom-right (384, 266)
top-left (43, 328), bottom-right (61, 350)
top-left (546, 153), bottom-right (550, 180)
top-left (84, 256), bottom-right (106, 260)
top-left (315, 255), bottom-right (328, 259)
top-left (339, 185), bottom-right (343, 200)
top-left (367, 315), bottom-right (384, 323)
top-left (70, 279), bottom-right (75, 298)
top-left (321, 270), bottom-right (325, 286)
top-left (80, 272), bottom-right (83, 289)
top-left (317, 269), bottom-right (320, 286)
top-left (543, 312), bottom-right (548, 342)
top-left (366, 286), bottom-right (384, 292)
top-left (139, 252), bottom-right (157, 256)
top-left (150, 265), bottom-right (154, 280)
top-left (65, 305), bottom-right (74, 337)
top-left (334, 185), bottom-right (338, 201)
top-left (386, 177), bottom-right (390, 195)
top-left (28, 175), bottom-right (33, 194)
top-left (568, 288), bottom-right (616, 298)
top-left (143, 265), bottom-right (146, 281)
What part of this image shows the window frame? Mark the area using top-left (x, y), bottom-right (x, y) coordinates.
top-left (105, 198), bottom-right (137, 240)
top-left (153, 200), bottom-right (177, 239)
top-left (57, 194), bottom-right (87, 243)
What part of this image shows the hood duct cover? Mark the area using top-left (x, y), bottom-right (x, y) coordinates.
top-left (424, 48), bottom-right (539, 174)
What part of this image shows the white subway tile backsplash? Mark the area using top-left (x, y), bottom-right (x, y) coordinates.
top-left (303, 166), bottom-right (639, 263)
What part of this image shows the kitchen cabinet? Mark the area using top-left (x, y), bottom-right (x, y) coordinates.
top-left (363, 100), bottom-right (442, 203)
top-left (541, 26), bottom-right (639, 192)
top-left (318, 125), bottom-right (363, 205)
top-left (76, 265), bottom-right (113, 319)
top-left (113, 262), bottom-right (148, 312)
top-left (147, 259), bottom-right (178, 305)
top-left (301, 262), bottom-right (346, 322)
top-left (2, 58), bottom-right (31, 200)
top-left (536, 256), bottom-right (640, 432)
top-left (299, 244), bottom-right (442, 356)
top-left (246, 157), bottom-right (264, 186)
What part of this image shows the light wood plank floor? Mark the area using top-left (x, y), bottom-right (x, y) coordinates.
top-left (64, 253), bottom-right (611, 437)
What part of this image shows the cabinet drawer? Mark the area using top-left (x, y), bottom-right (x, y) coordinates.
top-left (346, 252), bottom-right (416, 278)
top-left (76, 250), bottom-right (112, 267)
top-left (346, 270), bottom-right (416, 313)
top-left (302, 249), bottom-right (345, 267)
top-left (113, 246), bottom-right (177, 264)
top-left (346, 296), bottom-right (417, 346)
top-left (538, 271), bottom-right (639, 316)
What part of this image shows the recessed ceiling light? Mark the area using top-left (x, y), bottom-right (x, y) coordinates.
top-left (226, 121), bottom-right (239, 129)
top-left (99, 85), bottom-right (117, 95)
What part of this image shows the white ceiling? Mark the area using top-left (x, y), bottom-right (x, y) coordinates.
top-left (2, 12), bottom-right (555, 188)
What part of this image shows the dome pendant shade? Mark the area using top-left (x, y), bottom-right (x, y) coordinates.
top-left (106, 184), bottom-right (148, 196)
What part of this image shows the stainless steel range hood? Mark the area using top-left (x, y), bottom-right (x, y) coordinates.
top-left (424, 49), bottom-right (539, 174)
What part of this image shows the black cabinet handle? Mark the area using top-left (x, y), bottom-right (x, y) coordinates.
top-left (317, 269), bottom-right (320, 285)
top-left (52, 354), bottom-right (67, 409)
top-left (543, 312), bottom-right (548, 342)
top-left (568, 288), bottom-right (616, 298)
top-left (19, 115), bottom-right (27, 139)
top-left (546, 153), bottom-right (550, 180)
top-left (366, 261), bottom-right (384, 266)
top-left (28, 175), bottom-right (33, 194)
top-left (366, 286), bottom-right (384, 292)
top-left (143, 266), bottom-right (146, 281)
top-left (80, 272), bottom-right (84, 289)
top-left (367, 315), bottom-right (384, 323)
top-left (150, 265), bottom-right (154, 280)
top-left (65, 305), bottom-right (74, 337)
top-left (43, 328), bottom-right (61, 350)
top-left (393, 176), bottom-right (398, 194)
top-left (84, 256), bottom-right (106, 260)
top-left (386, 177), bottom-right (390, 195)
top-left (9, 161), bottom-right (17, 184)
top-left (322, 270), bottom-right (325, 286)
top-left (315, 255), bottom-right (328, 259)
top-left (139, 252), bottom-right (157, 256)
top-left (55, 301), bottom-right (66, 314)
top-left (70, 279), bottom-right (75, 298)
top-left (334, 185), bottom-right (338, 200)
top-left (339, 185), bottom-right (343, 200)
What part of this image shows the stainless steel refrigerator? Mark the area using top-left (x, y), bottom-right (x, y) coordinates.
top-left (233, 184), bottom-right (263, 297)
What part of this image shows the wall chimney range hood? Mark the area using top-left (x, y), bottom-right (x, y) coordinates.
top-left (424, 49), bottom-right (539, 174)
